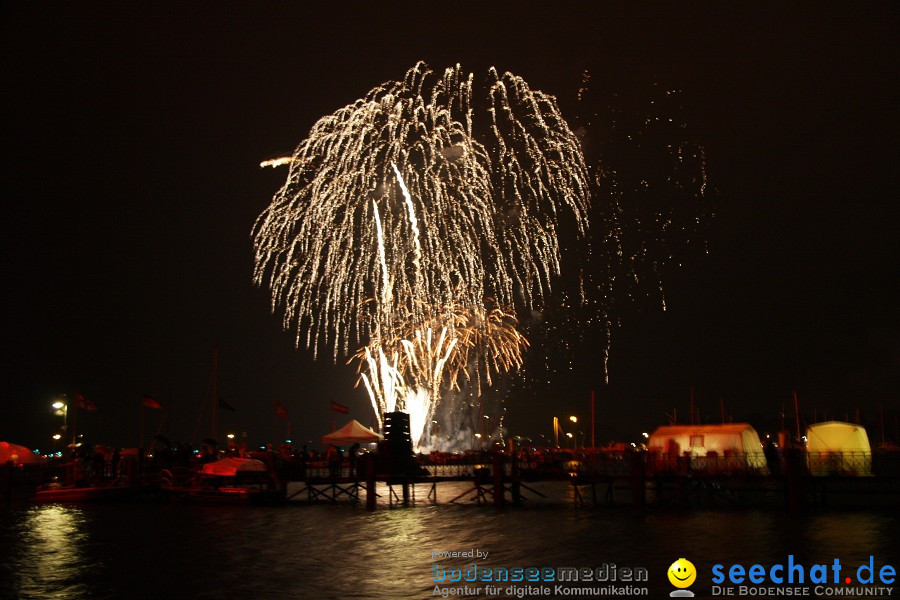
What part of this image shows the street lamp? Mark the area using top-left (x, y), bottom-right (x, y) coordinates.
top-left (52, 398), bottom-right (68, 443)
top-left (569, 416), bottom-right (577, 424)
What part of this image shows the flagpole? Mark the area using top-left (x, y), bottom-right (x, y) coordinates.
top-left (166, 384), bottom-right (173, 438)
top-left (211, 348), bottom-right (218, 441)
top-left (191, 387), bottom-right (208, 446)
top-left (154, 403), bottom-right (167, 437)
top-left (72, 398), bottom-right (78, 446)
top-left (689, 386), bottom-right (694, 425)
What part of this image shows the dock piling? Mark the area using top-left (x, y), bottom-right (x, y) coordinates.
top-left (365, 455), bottom-right (376, 511)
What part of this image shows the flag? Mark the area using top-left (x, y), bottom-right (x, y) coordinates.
top-left (75, 393), bottom-right (97, 412)
top-left (142, 395), bottom-right (162, 410)
top-left (330, 400), bottom-right (349, 414)
top-left (274, 400), bottom-right (288, 420)
top-left (218, 397), bottom-right (236, 411)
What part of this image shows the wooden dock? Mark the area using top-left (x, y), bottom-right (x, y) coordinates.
top-left (6, 449), bottom-right (898, 510)
top-left (275, 449), bottom-right (900, 512)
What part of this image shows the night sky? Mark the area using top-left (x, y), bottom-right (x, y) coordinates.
top-left (2, 3), bottom-right (898, 451)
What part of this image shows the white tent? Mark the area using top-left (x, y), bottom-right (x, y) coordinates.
top-left (648, 423), bottom-right (766, 469)
top-left (321, 420), bottom-right (383, 445)
top-left (806, 421), bottom-right (871, 476)
top-left (649, 423), bottom-right (764, 455)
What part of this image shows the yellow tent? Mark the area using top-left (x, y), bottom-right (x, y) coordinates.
top-left (806, 421), bottom-right (871, 476)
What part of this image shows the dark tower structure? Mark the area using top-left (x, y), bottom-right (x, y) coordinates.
top-left (377, 411), bottom-right (425, 476)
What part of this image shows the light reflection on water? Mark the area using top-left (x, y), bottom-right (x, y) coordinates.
top-left (1, 482), bottom-right (897, 600)
top-left (5, 505), bottom-right (91, 600)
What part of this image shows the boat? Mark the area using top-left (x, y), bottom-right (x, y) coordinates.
top-left (161, 457), bottom-right (284, 503)
top-left (33, 480), bottom-right (134, 503)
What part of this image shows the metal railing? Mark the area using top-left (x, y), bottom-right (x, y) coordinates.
top-left (806, 451), bottom-right (872, 476)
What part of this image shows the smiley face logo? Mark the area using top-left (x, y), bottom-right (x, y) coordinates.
top-left (668, 558), bottom-right (697, 588)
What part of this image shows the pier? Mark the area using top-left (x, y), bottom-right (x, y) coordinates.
top-left (5, 447), bottom-right (898, 510)
top-left (272, 448), bottom-right (900, 512)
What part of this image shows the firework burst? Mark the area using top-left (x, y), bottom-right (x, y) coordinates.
top-left (253, 62), bottom-right (589, 445)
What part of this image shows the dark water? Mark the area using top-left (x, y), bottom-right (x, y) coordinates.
top-left (1, 482), bottom-right (897, 600)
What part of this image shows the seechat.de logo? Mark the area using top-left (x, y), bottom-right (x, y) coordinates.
top-left (668, 558), bottom-right (697, 598)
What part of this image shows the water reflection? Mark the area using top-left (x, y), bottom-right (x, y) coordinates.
top-left (12, 505), bottom-right (91, 600)
top-left (805, 513), bottom-right (891, 562)
top-left (0, 497), bottom-right (896, 600)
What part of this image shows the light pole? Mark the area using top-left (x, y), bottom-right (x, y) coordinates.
top-left (52, 398), bottom-right (68, 444)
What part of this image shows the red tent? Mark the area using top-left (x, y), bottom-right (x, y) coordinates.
top-left (0, 441), bottom-right (47, 465)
